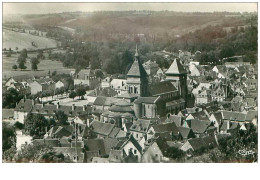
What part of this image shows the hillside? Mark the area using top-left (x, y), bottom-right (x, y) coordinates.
top-left (3, 29), bottom-right (58, 51)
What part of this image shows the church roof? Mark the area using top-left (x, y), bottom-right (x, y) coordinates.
top-left (127, 59), bottom-right (148, 77)
top-left (165, 59), bottom-right (187, 75)
top-left (127, 45), bottom-right (147, 77)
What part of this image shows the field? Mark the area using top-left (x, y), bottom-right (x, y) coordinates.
top-left (2, 53), bottom-right (74, 79)
top-left (3, 29), bottom-right (58, 51)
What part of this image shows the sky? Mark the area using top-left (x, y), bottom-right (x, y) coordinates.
top-left (3, 2), bottom-right (258, 16)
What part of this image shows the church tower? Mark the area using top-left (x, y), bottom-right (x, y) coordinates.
top-left (126, 45), bottom-right (148, 97)
top-left (165, 59), bottom-right (188, 105)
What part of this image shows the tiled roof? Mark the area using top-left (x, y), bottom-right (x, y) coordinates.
top-left (245, 110), bottom-right (257, 122)
top-left (190, 119), bottom-right (210, 134)
top-left (130, 119), bottom-right (151, 133)
top-left (127, 58), bottom-right (147, 77)
top-left (2, 109), bottom-right (14, 119)
top-left (165, 115), bottom-right (182, 126)
top-left (221, 111), bottom-right (246, 122)
top-left (149, 81), bottom-right (177, 96)
top-left (90, 121), bottom-right (115, 136)
top-left (187, 138), bottom-right (206, 151)
top-left (165, 59), bottom-right (187, 75)
top-left (152, 122), bottom-right (179, 137)
top-left (134, 96), bottom-right (159, 104)
top-left (14, 99), bottom-right (34, 112)
top-left (93, 96), bottom-right (118, 106)
top-left (83, 139), bottom-right (106, 156)
top-left (177, 127), bottom-right (193, 139)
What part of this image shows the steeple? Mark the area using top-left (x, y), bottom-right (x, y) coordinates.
top-left (134, 44), bottom-right (139, 58)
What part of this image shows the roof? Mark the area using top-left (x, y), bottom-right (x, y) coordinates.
top-left (187, 138), bottom-right (206, 151)
top-left (221, 111), bottom-right (246, 122)
top-left (190, 119), bottom-right (210, 134)
top-left (130, 119), bottom-right (151, 133)
top-left (151, 122), bottom-right (179, 137)
top-left (2, 109), bottom-right (14, 119)
top-left (33, 139), bottom-right (60, 147)
top-left (149, 81), bottom-right (177, 96)
top-left (165, 59), bottom-right (187, 75)
top-left (83, 139), bottom-right (106, 156)
top-left (90, 121), bottom-right (115, 136)
top-left (177, 127), bottom-right (193, 139)
top-left (127, 56), bottom-right (148, 77)
top-left (14, 99), bottom-right (34, 112)
top-left (53, 147), bottom-right (85, 163)
top-left (134, 96), bottom-right (159, 104)
top-left (165, 115), bottom-right (182, 126)
top-left (245, 110), bottom-right (257, 122)
top-left (93, 96), bottom-right (118, 106)
top-left (121, 135), bottom-right (142, 153)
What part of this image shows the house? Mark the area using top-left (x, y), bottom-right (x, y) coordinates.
top-left (189, 119), bottom-right (211, 136)
top-left (231, 95), bottom-right (244, 111)
top-left (141, 137), bottom-right (170, 163)
top-left (28, 81), bottom-right (42, 95)
top-left (110, 79), bottom-right (128, 95)
top-left (92, 97), bottom-right (119, 120)
top-left (120, 135), bottom-right (143, 162)
top-left (195, 90), bottom-right (211, 105)
top-left (108, 149), bottom-right (127, 163)
top-left (189, 64), bottom-right (201, 77)
top-left (92, 157), bottom-right (109, 163)
top-left (74, 68), bottom-right (99, 89)
top-left (55, 80), bottom-right (65, 89)
top-left (147, 122), bottom-right (180, 141)
top-left (14, 99), bottom-right (34, 123)
top-left (209, 112), bottom-right (223, 132)
top-left (129, 119), bottom-right (151, 142)
top-left (101, 77), bottom-right (112, 88)
top-left (177, 126), bottom-right (195, 140)
top-left (90, 121), bottom-right (116, 138)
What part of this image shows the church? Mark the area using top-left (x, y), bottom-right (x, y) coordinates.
top-left (126, 45), bottom-right (187, 118)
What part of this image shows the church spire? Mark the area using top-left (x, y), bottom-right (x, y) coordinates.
top-left (134, 44), bottom-right (139, 58)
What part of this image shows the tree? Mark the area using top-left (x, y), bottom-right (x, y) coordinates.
top-left (12, 64), bottom-right (17, 70)
top-left (20, 49), bottom-right (28, 58)
top-left (2, 123), bottom-right (16, 153)
top-left (24, 113), bottom-right (48, 138)
top-left (6, 51), bottom-right (11, 57)
top-left (76, 86), bottom-right (86, 99)
top-left (17, 55), bottom-right (27, 70)
top-left (31, 57), bottom-right (40, 71)
top-left (37, 50), bottom-right (45, 60)
top-left (54, 110), bottom-right (69, 126)
top-left (16, 142), bottom-right (71, 163)
top-left (2, 88), bottom-right (24, 108)
top-left (166, 147), bottom-right (185, 162)
top-left (69, 91), bottom-right (77, 99)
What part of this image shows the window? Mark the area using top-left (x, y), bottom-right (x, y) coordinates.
top-left (134, 150), bottom-right (137, 154)
top-left (136, 134), bottom-right (138, 138)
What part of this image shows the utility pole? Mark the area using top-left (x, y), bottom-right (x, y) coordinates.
top-left (74, 120), bottom-right (78, 163)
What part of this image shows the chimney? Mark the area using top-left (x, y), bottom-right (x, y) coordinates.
top-left (72, 104), bottom-right (75, 111)
top-left (83, 105), bottom-right (86, 111)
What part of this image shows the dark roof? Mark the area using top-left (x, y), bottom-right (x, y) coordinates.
top-left (177, 127), bottom-right (194, 139)
top-left (33, 139), bottom-right (60, 147)
top-left (187, 138), bottom-right (206, 151)
top-left (149, 81), bottom-right (177, 96)
top-left (127, 58), bottom-right (147, 77)
top-left (221, 111), bottom-right (246, 122)
top-left (103, 138), bottom-right (120, 154)
top-left (190, 119), bottom-right (210, 134)
top-left (2, 109), bottom-right (14, 119)
top-left (202, 136), bottom-right (218, 148)
top-left (165, 115), bottom-right (182, 126)
top-left (14, 99), bottom-right (34, 112)
top-left (245, 110), bottom-right (257, 122)
top-left (93, 96), bottom-right (118, 106)
top-left (130, 119), bottom-right (151, 133)
top-left (121, 135), bottom-right (142, 153)
top-left (152, 122), bottom-right (179, 137)
top-left (90, 121), bottom-right (115, 136)
top-left (165, 59), bottom-right (187, 75)
top-left (134, 96), bottom-right (159, 104)
top-left (108, 127), bottom-right (121, 138)
top-left (83, 139), bottom-right (106, 156)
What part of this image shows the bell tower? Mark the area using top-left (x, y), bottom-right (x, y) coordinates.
top-left (165, 59), bottom-right (188, 106)
top-left (126, 45), bottom-right (148, 97)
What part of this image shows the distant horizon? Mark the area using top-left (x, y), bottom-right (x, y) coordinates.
top-left (3, 2), bottom-right (257, 16)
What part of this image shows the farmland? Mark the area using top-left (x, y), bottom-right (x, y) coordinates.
top-left (3, 29), bottom-right (58, 51)
top-left (2, 53), bottom-right (74, 79)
